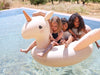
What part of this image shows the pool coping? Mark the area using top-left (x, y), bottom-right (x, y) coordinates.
top-left (0, 7), bottom-right (100, 22)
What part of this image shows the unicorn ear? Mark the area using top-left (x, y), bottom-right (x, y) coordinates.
top-left (45, 11), bottom-right (54, 21)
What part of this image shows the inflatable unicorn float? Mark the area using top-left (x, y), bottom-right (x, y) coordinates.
top-left (21, 10), bottom-right (100, 67)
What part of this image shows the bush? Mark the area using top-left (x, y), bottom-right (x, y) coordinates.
top-left (0, 2), bottom-right (4, 10)
top-left (0, 1), bottom-right (10, 10)
top-left (30, 0), bottom-right (47, 5)
top-left (64, 0), bottom-right (70, 1)
top-left (4, 2), bottom-right (10, 9)
top-left (30, 0), bottom-right (34, 4)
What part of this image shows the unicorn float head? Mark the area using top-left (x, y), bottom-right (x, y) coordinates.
top-left (21, 10), bottom-right (100, 67)
top-left (22, 10), bottom-right (53, 49)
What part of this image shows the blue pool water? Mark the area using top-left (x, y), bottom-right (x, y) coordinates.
top-left (0, 8), bottom-right (100, 75)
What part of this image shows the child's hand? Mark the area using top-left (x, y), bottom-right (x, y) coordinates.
top-left (65, 41), bottom-right (69, 48)
top-left (60, 39), bottom-right (66, 45)
top-left (20, 49), bottom-right (28, 54)
top-left (51, 41), bottom-right (59, 46)
top-left (49, 35), bottom-right (55, 41)
top-left (75, 35), bottom-right (77, 38)
top-left (73, 35), bottom-right (77, 39)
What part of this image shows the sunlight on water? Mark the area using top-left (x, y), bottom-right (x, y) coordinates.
top-left (0, 9), bottom-right (100, 75)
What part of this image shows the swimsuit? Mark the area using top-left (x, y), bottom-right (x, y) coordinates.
top-left (63, 31), bottom-right (71, 40)
top-left (52, 33), bottom-right (61, 43)
top-left (72, 28), bottom-right (84, 35)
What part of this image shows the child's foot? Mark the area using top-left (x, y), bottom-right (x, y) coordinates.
top-left (37, 52), bottom-right (44, 57)
top-left (20, 49), bottom-right (28, 53)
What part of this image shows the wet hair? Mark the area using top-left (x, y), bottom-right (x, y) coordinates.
top-left (61, 17), bottom-right (68, 24)
top-left (68, 13), bottom-right (85, 32)
top-left (51, 16), bottom-right (62, 32)
top-left (61, 17), bottom-right (69, 30)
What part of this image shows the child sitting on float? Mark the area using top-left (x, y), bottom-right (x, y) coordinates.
top-left (20, 11), bottom-right (64, 56)
top-left (61, 18), bottom-right (74, 48)
top-left (68, 13), bottom-right (100, 48)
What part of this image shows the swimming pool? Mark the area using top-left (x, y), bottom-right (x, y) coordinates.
top-left (0, 7), bottom-right (100, 75)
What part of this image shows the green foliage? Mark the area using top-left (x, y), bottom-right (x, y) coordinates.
top-left (0, 2), bottom-right (4, 10)
top-left (98, 0), bottom-right (100, 2)
top-left (30, 0), bottom-right (47, 5)
top-left (30, 0), bottom-right (34, 4)
top-left (0, 1), bottom-right (10, 10)
top-left (64, 0), bottom-right (100, 2)
top-left (64, 0), bottom-right (70, 2)
top-left (92, 0), bottom-right (100, 2)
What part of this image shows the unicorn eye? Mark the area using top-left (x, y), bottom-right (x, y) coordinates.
top-left (39, 25), bottom-right (42, 29)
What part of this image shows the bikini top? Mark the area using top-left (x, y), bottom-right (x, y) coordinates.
top-left (52, 33), bottom-right (61, 43)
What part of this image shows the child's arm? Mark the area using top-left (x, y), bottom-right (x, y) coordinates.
top-left (68, 29), bottom-right (77, 38)
top-left (55, 31), bottom-right (63, 42)
top-left (82, 28), bottom-right (88, 33)
top-left (49, 34), bottom-right (55, 41)
top-left (20, 40), bottom-right (37, 53)
top-left (95, 41), bottom-right (100, 49)
top-left (65, 35), bottom-right (74, 48)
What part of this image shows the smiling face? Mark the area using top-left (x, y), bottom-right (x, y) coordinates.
top-left (51, 21), bottom-right (58, 32)
top-left (62, 23), bottom-right (68, 31)
top-left (74, 17), bottom-right (80, 28)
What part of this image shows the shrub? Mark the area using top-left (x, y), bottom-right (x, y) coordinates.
top-left (64, 0), bottom-right (70, 2)
top-left (0, 0), bottom-right (11, 10)
top-left (30, 0), bottom-right (47, 5)
top-left (4, 2), bottom-right (10, 9)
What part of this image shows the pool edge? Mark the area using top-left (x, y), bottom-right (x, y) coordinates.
top-left (0, 7), bottom-right (100, 22)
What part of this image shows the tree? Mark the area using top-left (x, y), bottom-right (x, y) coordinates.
top-left (59, 0), bottom-right (63, 3)
top-left (76, 0), bottom-right (79, 4)
top-left (48, 0), bottom-right (51, 2)
top-left (51, 0), bottom-right (53, 4)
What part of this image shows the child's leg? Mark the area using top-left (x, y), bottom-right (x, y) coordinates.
top-left (37, 44), bottom-right (53, 57)
top-left (20, 40), bottom-right (36, 53)
top-left (37, 41), bottom-right (59, 57)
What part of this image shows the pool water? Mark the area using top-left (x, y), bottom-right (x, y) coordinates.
top-left (0, 8), bottom-right (100, 75)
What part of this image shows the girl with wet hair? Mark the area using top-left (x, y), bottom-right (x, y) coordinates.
top-left (61, 17), bottom-right (74, 48)
top-left (68, 13), bottom-right (100, 49)
top-left (68, 13), bottom-right (87, 39)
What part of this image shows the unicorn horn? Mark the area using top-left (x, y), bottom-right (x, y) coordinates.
top-left (23, 10), bottom-right (31, 22)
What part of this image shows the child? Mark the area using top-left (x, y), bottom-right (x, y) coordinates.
top-left (33, 12), bottom-right (63, 45)
top-left (68, 13), bottom-right (100, 48)
top-left (21, 12), bottom-right (63, 56)
top-left (37, 16), bottom-right (63, 56)
top-left (61, 18), bottom-right (74, 48)
top-left (68, 13), bottom-right (87, 39)
top-left (50, 16), bottom-right (63, 44)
